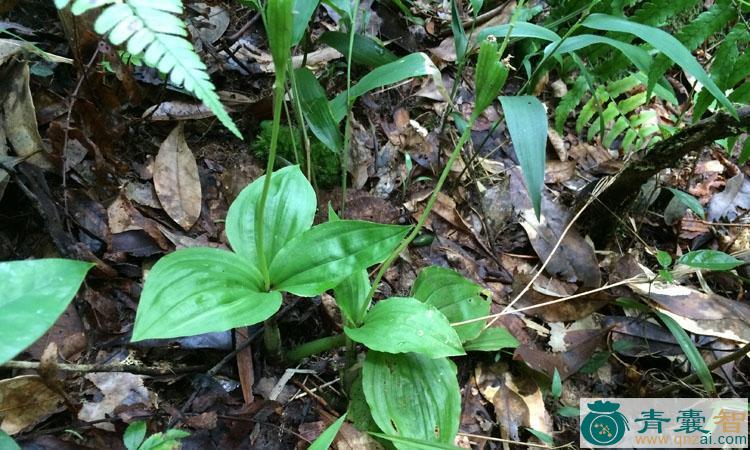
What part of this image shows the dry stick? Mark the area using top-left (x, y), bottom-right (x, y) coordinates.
top-left (654, 342), bottom-right (750, 396)
top-left (1, 360), bottom-right (208, 376)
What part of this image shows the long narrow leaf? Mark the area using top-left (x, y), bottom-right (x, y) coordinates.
top-left (477, 22), bottom-right (561, 44)
top-left (319, 32), bottom-right (397, 67)
top-left (330, 53), bottom-right (445, 122)
top-left (292, 0), bottom-right (319, 45)
top-left (543, 34), bottom-right (652, 74)
top-left (582, 14), bottom-right (736, 117)
top-left (655, 311), bottom-right (716, 395)
top-left (309, 414), bottom-right (347, 450)
top-left (294, 67), bottom-right (343, 153)
top-left (499, 96), bottom-right (547, 218)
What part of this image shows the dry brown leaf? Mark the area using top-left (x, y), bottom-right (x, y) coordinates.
top-left (154, 124), bottom-right (202, 230)
top-left (628, 281), bottom-right (750, 343)
top-left (78, 372), bottom-right (153, 431)
top-left (0, 375), bottom-right (64, 435)
top-left (514, 328), bottom-right (608, 379)
top-left (475, 362), bottom-right (552, 442)
top-left (0, 58), bottom-right (52, 170)
top-left (511, 170), bottom-right (601, 287)
top-left (544, 160), bottom-right (575, 184)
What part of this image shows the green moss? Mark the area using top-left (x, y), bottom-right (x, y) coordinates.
top-left (251, 121), bottom-right (340, 188)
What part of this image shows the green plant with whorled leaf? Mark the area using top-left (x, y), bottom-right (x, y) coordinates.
top-left (130, 165), bottom-right (408, 341)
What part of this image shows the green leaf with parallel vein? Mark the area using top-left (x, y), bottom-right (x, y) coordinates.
top-left (369, 434), bottom-right (463, 450)
top-left (676, 250), bottom-right (744, 271)
top-left (269, 221), bottom-right (408, 296)
top-left (462, 327), bottom-right (519, 352)
top-left (476, 22), bottom-right (561, 43)
top-left (345, 297), bottom-right (465, 358)
top-left (226, 165), bottom-right (316, 265)
top-left (363, 352), bottom-right (461, 448)
top-left (499, 95), bottom-right (547, 218)
top-left (581, 14), bottom-right (736, 118)
top-left (334, 269), bottom-right (370, 326)
top-left (543, 34), bottom-right (652, 74)
top-left (57, 0), bottom-right (242, 138)
top-left (131, 248), bottom-right (282, 341)
top-left (292, 0), bottom-right (320, 45)
top-left (0, 259), bottom-right (92, 364)
top-left (294, 67), bottom-right (343, 153)
top-left (411, 266), bottom-right (489, 342)
top-left (309, 414), bottom-right (347, 450)
top-left (666, 188), bottom-right (705, 219)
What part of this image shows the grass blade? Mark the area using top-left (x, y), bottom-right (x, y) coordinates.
top-left (655, 311), bottom-right (716, 395)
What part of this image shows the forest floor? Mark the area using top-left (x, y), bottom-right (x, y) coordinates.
top-left (1, 0), bottom-right (749, 449)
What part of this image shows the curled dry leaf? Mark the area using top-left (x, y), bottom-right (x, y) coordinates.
top-left (510, 169), bottom-right (601, 287)
top-left (628, 281), bottom-right (750, 343)
top-left (0, 375), bottom-right (64, 435)
top-left (154, 124), bottom-right (202, 230)
top-left (475, 362), bottom-right (552, 442)
top-left (707, 174), bottom-right (750, 221)
top-left (78, 372), bottom-right (153, 431)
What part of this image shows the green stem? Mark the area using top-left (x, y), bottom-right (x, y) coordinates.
top-left (364, 118), bottom-right (477, 304)
top-left (263, 316), bottom-right (283, 361)
top-left (341, 2), bottom-right (361, 213)
top-left (288, 65), bottom-right (313, 180)
top-left (255, 75), bottom-right (287, 290)
top-left (286, 334), bottom-right (347, 362)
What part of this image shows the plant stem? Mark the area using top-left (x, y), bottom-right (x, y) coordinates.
top-left (364, 118), bottom-right (477, 304)
top-left (286, 334), bottom-right (347, 362)
top-left (263, 316), bottom-right (283, 361)
top-left (255, 73), bottom-right (287, 290)
top-left (288, 65), bottom-right (313, 180)
top-left (340, 1), bottom-right (361, 213)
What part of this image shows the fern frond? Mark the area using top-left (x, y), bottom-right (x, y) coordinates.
top-left (54, 0), bottom-right (242, 139)
top-left (554, 77), bottom-right (586, 133)
top-left (630, 0), bottom-right (701, 27)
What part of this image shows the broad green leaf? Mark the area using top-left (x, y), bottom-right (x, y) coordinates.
top-left (334, 270), bottom-right (370, 326)
top-left (345, 297), bottom-right (465, 358)
top-left (55, 0), bottom-right (72, 8)
top-left (131, 248), bottom-right (282, 341)
top-left (474, 40), bottom-right (509, 114)
top-left (226, 165), bottom-right (316, 264)
top-left (469, 0), bottom-right (483, 16)
top-left (551, 368), bottom-right (562, 399)
top-left (269, 221), bottom-right (408, 296)
top-left (369, 433), bottom-right (463, 450)
top-left (0, 431), bottom-right (20, 450)
top-left (499, 95), bottom-right (547, 218)
top-left (0, 259), bottom-right (92, 364)
top-left (451, 0), bottom-right (468, 62)
top-left (666, 188), bottom-right (705, 219)
top-left (309, 414), bottom-right (347, 450)
top-left (655, 311), bottom-right (715, 395)
top-left (656, 250), bottom-right (672, 268)
top-left (543, 35), bottom-right (652, 74)
top-left (582, 14), bottom-right (736, 117)
top-left (124, 421), bottom-right (147, 450)
top-left (266, 0), bottom-right (294, 74)
top-left (294, 68), bottom-right (343, 153)
top-left (330, 53), bottom-right (444, 122)
top-left (476, 22), bottom-right (561, 43)
top-left (139, 429), bottom-right (190, 450)
top-left (411, 266), bottom-right (489, 342)
top-left (363, 352), bottom-right (461, 447)
top-left (319, 32), bottom-right (397, 67)
top-left (462, 327), bottom-right (519, 352)
top-left (676, 250), bottom-right (744, 271)
top-left (292, 0), bottom-right (320, 45)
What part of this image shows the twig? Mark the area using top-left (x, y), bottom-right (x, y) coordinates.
top-left (1, 360), bottom-right (208, 376)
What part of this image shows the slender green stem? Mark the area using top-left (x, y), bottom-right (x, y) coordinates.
top-left (255, 76), bottom-right (287, 290)
top-left (364, 119), bottom-right (477, 304)
top-left (288, 64), bottom-right (313, 180)
top-left (286, 334), bottom-right (347, 362)
top-left (341, 2), bottom-right (361, 213)
top-left (263, 317), bottom-right (283, 362)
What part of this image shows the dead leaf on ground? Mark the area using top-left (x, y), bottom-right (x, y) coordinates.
top-left (513, 328), bottom-right (608, 380)
top-left (512, 270), bottom-right (611, 321)
top-left (510, 169), bottom-right (601, 287)
top-left (628, 281), bottom-right (750, 343)
top-left (27, 302), bottom-right (86, 361)
top-left (78, 372), bottom-right (154, 431)
top-left (154, 124), bottom-right (202, 230)
top-left (475, 362), bottom-right (552, 443)
top-left (707, 173), bottom-right (750, 221)
top-left (0, 375), bottom-right (64, 435)
top-left (544, 160), bottom-right (576, 184)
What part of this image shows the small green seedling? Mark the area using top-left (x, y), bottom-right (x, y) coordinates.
top-left (123, 421), bottom-right (189, 450)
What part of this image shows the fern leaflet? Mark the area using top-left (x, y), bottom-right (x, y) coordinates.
top-left (54, 0), bottom-right (242, 139)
